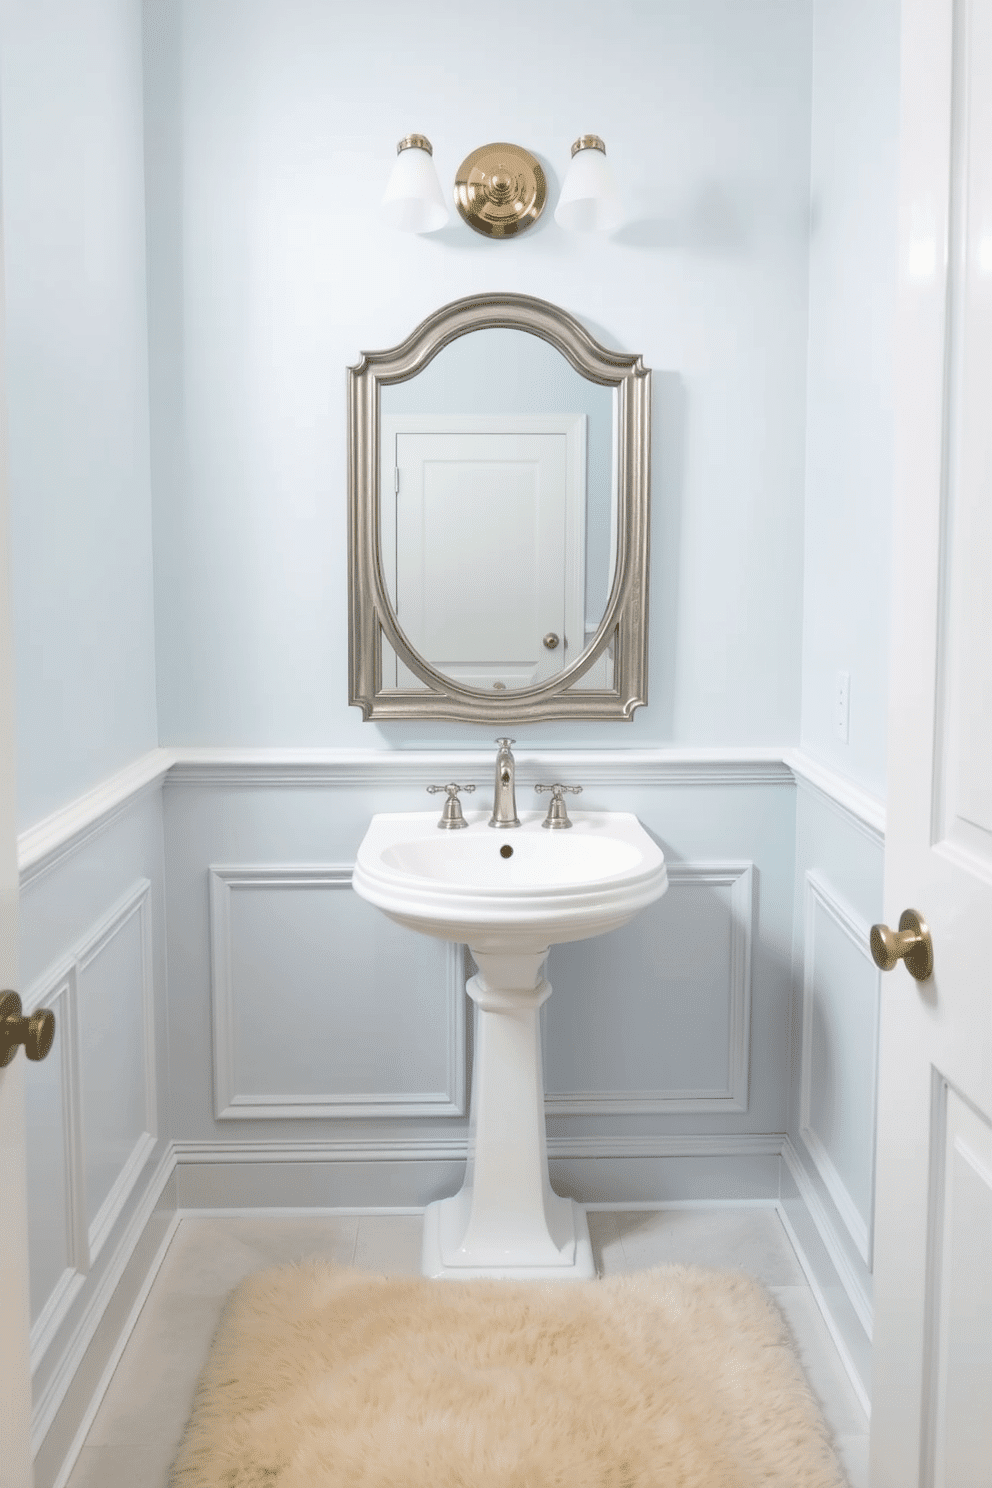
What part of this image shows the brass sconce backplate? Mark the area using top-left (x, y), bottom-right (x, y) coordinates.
top-left (454, 142), bottom-right (546, 238)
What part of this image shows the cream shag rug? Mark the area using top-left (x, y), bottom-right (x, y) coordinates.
top-left (171, 1260), bottom-right (846, 1488)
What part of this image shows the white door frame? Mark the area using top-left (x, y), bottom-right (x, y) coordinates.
top-left (0, 167), bottom-right (33, 1487)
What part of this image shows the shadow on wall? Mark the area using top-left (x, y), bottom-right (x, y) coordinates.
top-left (614, 184), bottom-right (749, 254)
top-left (648, 373), bottom-right (686, 742)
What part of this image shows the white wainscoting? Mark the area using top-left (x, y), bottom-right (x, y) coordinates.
top-left (544, 862), bottom-right (753, 1114)
top-left (22, 880), bottom-right (157, 1367)
top-left (23, 966), bottom-right (86, 1372)
top-left (208, 865), bottom-right (467, 1120)
top-left (800, 870), bottom-right (880, 1265)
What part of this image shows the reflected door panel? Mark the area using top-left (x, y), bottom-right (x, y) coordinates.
top-left (382, 417), bottom-right (585, 692)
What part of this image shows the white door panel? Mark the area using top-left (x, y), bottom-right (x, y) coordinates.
top-left (0, 204), bottom-right (32, 1486)
top-left (381, 416), bottom-right (585, 691)
top-left (930, 1084), bottom-right (992, 1488)
top-left (870, 1), bottom-right (992, 1483)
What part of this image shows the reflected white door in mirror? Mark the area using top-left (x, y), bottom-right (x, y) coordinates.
top-left (353, 797), bottom-right (668, 1280)
top-left (382, 416), bottom-right (586, 691)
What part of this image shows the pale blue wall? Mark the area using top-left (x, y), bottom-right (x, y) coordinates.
top-left (1, 0), bottom-right (158, 831)
top-left (144, 0), bottom-right (813, 749)
top-left (800, 0), bottom-right (900, 795)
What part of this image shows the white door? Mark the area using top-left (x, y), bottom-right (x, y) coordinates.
top-left (0, 228), bottom-right (32, 1482)
top-left (382, 416), bottom-right (586, 691)
top-left (870, 1), bottom-right (992, 1483)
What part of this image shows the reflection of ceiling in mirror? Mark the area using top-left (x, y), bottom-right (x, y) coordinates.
top-left (380, 329), bottom-right (616, 681)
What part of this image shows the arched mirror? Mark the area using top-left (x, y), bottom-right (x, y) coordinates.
top-left (348, 293), bottom-right (651, 721)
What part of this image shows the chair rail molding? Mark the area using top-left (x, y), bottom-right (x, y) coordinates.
top-left (17, 745), bottom-right (893, 890)
top-left (784, 749), bottom-right (886, 842)
top-left (17, 749), bottom-right (172, 886)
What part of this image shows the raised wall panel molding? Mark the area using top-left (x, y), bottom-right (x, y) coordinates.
top-left (73, 882), bottom-right (158, 1263)
top-left (23, 962), bottom-right (88, 1369)
top-left (782, 1137), bottom-right (873, 1338)
top-left (799, 871), bottom-right (880, 1266)
top-left (17, 748), bottom-right (172, 886)
top-left (546, 862), bottom-right (754, 1115)
top-left (209, 865), bottom-right (466, 1119)
top-left (784, 750), bottom-right (886, 842)
top-left (25, 881), bottom-right (157, 1364)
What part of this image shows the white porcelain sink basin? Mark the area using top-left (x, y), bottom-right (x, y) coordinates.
top-left (353, 809), bottom-right (668, 953)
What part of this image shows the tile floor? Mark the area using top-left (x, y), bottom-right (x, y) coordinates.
top-left (61, 1205), bottom-right (869, 1488)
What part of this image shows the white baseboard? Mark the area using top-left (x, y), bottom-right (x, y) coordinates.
top-left (35, 1134), bottom-right (876, 1488)
top-left (32, 1144), bottom-right (177, 1485)
top-left (50, 1210), bottom-right (181, 1488)
top-left (776, 1201), bottom-right (872, 1420)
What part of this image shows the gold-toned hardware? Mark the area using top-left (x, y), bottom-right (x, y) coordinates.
top-left (543, 633), bottom-right (560, 650)
top-left (570, 135), bottom-right (607, 157)
top-left (0, 991), bottom-right (56, 1067)
top-left (397, 134), bottom-right (433, 156)
top-left (426, 782), bottom-right (476, 829)
top-left (534, 782), bottom-right (583, 829)
top-left (869, 909), bottom-right (934, 981)
top-left (454, 143), bottom-right (547, 238)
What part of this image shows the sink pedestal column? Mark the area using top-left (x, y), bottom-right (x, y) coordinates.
top-left (421, 946), bottom-right (595, 1281)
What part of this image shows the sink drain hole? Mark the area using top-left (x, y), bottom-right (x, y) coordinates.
top-left (499, 844), bottom-right (514, 859)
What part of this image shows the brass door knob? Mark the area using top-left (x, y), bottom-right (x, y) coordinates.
top-left (869, 910), bottom-right (933, 981)
top-left (543, 633), bottom-right (560, 650)
top-left (0, 991), bottom-right (56, 1067)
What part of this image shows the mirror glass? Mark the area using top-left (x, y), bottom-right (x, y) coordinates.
top-left (379, 329), bottom-right (617, 693)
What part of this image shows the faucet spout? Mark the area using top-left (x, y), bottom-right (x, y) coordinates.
top-left (488, 737), bottom-right (520, 828)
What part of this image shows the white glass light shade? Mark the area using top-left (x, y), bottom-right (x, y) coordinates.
top-left (381, 139), bottom-right (448, 233)
top-left (554, 139), bottom-right (622, 233)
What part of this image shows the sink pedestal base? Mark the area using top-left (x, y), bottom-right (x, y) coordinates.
top-left (421, 946), bottom-right (595, 1282)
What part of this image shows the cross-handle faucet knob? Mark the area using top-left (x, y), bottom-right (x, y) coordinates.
top-left (534, 782), bottom-right (583, 830)
top-left (427, 782), bottom-right (476, 830)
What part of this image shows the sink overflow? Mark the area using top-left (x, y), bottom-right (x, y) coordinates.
top-left (499, 845), bottom-right (514, 858)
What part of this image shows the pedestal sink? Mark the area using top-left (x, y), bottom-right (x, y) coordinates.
top-left (353, 809), bottom-right (668, 1280)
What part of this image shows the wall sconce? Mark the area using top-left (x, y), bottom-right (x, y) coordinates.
top-left (382, 134), bottom-right (620, 236)
top-left (380, 134), bottom-right (449, 234)
top-left (554, 136), bottom-right (622, 233)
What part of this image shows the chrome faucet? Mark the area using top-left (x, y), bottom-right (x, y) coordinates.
top-left (488, 738), bottom-right (520, 828)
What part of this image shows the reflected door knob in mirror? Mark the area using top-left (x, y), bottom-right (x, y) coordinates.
top-left (543, 633), bottom-right (560, 650)
top-left (0, 991), bottom-right (56, 1067)
top-left (869, 909), bottom-right (934, 981)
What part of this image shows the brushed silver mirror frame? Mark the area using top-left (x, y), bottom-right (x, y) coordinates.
top-left (348, 292), bottom-right (651, 722)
